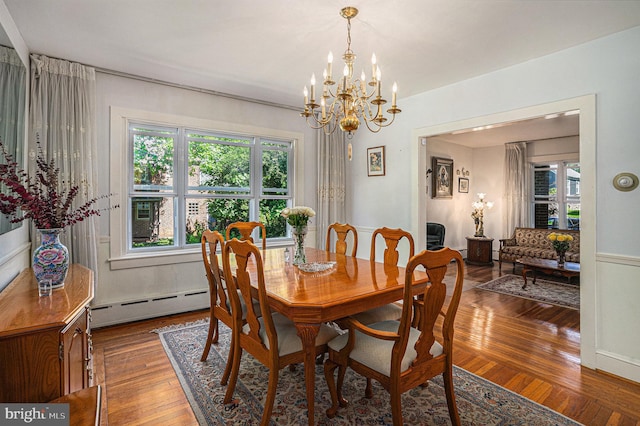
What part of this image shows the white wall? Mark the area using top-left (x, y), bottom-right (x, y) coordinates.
top-left (92, 72), bottom-right (317, 326)
top-left (424, 138), bottom-right (474, 253)
top-left (349, 26), bottom-right (640, 382)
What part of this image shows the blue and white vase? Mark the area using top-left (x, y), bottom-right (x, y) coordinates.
top-left (33, 228), bottom-right (69, 288)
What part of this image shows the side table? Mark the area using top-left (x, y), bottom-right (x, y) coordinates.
top-left (466, 236), bottom-right (494, 266)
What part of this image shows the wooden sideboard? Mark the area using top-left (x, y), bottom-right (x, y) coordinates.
top-left (0, 264), bottom-right (94, 402)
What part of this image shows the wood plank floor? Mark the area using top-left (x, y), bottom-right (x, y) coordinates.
top-left (91, 263), bottom-right (640, 425)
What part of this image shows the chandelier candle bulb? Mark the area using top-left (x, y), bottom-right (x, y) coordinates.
top-left (303, 86), bottom-right (308, 105)
top-left (310, 74), bottom-right (316, 102)
top-left (321, 98), bottom-right (326, 119)
top-left (327, 51), bottom-right (333, 79)
top-left (371, 53), bottom-right (377, 81)
top-left (392, 82), bottom-right (397, 106)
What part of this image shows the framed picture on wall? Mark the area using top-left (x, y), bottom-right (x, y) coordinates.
top-left (431, 156), bottom-right (453, 198)
top-left (458, 177), bottom-right (469, 193)
top-left (367, 146), bottom-right (385, 176)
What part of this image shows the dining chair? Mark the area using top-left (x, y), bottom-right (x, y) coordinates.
top-left (199, 230), bottom-right (235, 385)
top-left (324, 247), bottom-right (465, 425)
top-left (225, 221), bottom-right (267, 250)
top-left (221, 238), bottom-right (340, 425)
top-left (351, 227), bottom-right (415, 325)
top-left (325, 222), bottom-right (358, 257)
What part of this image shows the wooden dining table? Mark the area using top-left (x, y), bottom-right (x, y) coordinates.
top-left (241, 246), bottom-right (428, 425)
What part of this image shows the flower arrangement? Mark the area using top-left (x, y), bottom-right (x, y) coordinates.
top-left (547, 232), bottom-right (574, 253)
top-left (0, 139), bottom-right (118, 229)
top-left (280, 206), bottom-right (315, 230)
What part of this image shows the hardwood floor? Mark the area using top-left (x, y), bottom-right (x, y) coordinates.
top-left (91, 263), bottom-right (640, 425)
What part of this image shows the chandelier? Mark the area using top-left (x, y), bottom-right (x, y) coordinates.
top-left (300, 6), bottom-right (401, 136)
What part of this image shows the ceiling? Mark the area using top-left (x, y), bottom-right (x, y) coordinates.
top-left (431, 111), bottom-right (580, 148)
top-left (5, 1), bottom-right (640, 107)
top-left (2, 1), bottom-right (639, 145)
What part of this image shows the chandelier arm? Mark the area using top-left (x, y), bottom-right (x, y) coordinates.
top-left (361, 118), bottom-right (384, 133)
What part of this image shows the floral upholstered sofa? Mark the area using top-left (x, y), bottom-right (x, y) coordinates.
top-left (499, 227), bottom-right (580, 272)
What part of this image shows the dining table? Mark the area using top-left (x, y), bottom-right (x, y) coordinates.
top-left (240, 246), bottom-right (428, 425)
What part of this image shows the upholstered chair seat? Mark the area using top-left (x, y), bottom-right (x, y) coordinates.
top-left (328, 320), bottom-right (443, 376)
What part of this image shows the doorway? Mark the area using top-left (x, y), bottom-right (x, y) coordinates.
top-left (410, 95), bottom-right (597, 368)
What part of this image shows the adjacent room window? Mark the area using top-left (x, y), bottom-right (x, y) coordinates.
top-left (127, 122), bottom-right (293, 252)
top-left (532, 162), bottom-right (580, 230)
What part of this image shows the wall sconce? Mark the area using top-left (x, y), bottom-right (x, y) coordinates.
top-left (613, 172), bottom-right (638, 192)
top-left (456, 167), bottom-right (470, 177)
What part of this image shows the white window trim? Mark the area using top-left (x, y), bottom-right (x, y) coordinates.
top-left (530, 160), bottom-right (580, 230)
top-left (109, 107), bottom-right (304, 270)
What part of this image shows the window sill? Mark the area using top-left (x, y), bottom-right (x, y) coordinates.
top-left (108, 249), bottom-right (201, 270)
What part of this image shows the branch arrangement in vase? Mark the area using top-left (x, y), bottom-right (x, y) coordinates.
top-left (0, 139), bottom-right (119, 229)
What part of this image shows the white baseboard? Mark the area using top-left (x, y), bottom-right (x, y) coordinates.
top-left (595, 350), bottom-right (640, 383)
top-left (91, 289), bottom-right (209, 328)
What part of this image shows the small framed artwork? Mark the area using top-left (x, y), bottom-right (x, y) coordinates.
top-left (367, 146), bottom-right (385, 176)
top-left (458, 177), bottom-right (469, 193)
top-left (431, 156), bottom-right (453, 198)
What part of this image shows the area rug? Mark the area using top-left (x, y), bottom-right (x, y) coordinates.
top-left (475, 274), bottom-right (580, 310)
top-left (157, 321), bottom-right (582, 425)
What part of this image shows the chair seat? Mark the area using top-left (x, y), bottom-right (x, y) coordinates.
top-left (244, 313), bottom-right (340, 356)
top-left (351, 303), bottom-right (402, 325)
top-left (328, 320), bottom-right (443, 377)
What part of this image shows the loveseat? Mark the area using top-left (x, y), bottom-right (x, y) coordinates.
top-left (499, 227), bottom-right (580, 272)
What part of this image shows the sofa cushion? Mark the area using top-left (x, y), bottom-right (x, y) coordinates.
top-left (514, 228), bottom-right (580, 252)
top-left (500, 227), bottom-right (580, 266)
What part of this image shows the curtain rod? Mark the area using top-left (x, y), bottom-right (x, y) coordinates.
top-left (94, 66), bottom-right (300, 112)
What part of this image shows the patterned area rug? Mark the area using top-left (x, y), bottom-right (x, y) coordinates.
top-left (157, 322), bottom-right (582, 425)
top-left (476, 274), bottom-right (580, 310)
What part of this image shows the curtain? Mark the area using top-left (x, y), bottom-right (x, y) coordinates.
top-left (0, 45), bottom-right (27, 234)
top-left (28, 54), bottom-right (99, 275)
top-left (315, 129), bottom-right (347, 249)
top-left (0, 45), bottom-right (26, 160)
top-left (503, 141), bottom-right (530, 237)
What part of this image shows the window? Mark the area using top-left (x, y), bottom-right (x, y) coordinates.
top-left (127, 123), bottom-right (294, 251)
top-left (109, 107), bottom-right (303, 268)
top-left (532, 162), bottom-right (580, 230)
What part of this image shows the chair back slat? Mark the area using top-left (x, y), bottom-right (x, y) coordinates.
top-left (225, 221), bottom-right (267, 250)
top-left (370, 227), bottom-right (415, 265)
top-left (201, 230), bottom-right (229, 316)
top-left (405, 248), bottom-right (465, 369)
top-left (326, 223), bottom-right (358, 257)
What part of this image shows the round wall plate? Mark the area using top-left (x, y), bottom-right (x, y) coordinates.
top-left (613, 172), bottom-right (639, 192)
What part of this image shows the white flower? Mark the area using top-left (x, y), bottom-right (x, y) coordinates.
top-left (281, 206), bottom-right (316, 227)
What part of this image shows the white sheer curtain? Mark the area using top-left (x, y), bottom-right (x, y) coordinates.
top-left (0, 45), bottom-right (26, 234)
top-left (315, 129), bottom-right (347, 249)
top-left (28, 54), bottom-right (98, 274)
top-left (0, 45), bottom-right (26, 159)
top-left (503, 141), bottom-right (530, 237)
